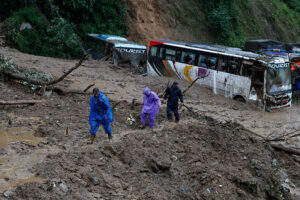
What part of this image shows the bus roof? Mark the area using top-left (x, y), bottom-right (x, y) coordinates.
top-left (114, 43), bottom-right (147, 49)
top-left (152, 39), bottom-right (274, 61)
top-left (88, 34), bottom-right (128, 42)
top-left (244, 39), bottom-right (286, 52)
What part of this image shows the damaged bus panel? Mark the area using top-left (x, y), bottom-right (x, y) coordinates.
top-left (86, 34), bottom-right (147, 72)
top-left (147, 39), bottom-right (292, 111)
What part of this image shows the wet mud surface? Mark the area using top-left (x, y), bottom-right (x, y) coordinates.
top-left (0, 47), bottom-right (299, 199)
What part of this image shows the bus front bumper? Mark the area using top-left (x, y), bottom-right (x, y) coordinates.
top-left (266, 93), bottom-right (292, 111)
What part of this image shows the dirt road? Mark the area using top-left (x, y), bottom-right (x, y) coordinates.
top-left (0, 47), bottom-right (299, 199)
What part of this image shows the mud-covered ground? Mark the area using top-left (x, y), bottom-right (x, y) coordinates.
top-left (0, 47), bottom-right (300, 199)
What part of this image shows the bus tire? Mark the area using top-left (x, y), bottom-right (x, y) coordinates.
top-left (233, 96), bottom-right (246, 103)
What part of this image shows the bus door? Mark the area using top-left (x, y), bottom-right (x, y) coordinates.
top-left (241, 61), bottom-right (256, 101)
top-left (216, 57), bottom-right (233, 96)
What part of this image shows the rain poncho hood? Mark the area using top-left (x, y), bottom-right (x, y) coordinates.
top-left (89, 92), bottom-right (114, 123)
top-left (164, 86), bottom-right (183, 106)
top-left (142, 87), bottom-right (161, 114)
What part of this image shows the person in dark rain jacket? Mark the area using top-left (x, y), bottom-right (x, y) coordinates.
top-left (163, 81), bottom-right (183, 122)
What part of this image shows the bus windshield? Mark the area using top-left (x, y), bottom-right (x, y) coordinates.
top-left (266, 65), bottom-right (291, 95)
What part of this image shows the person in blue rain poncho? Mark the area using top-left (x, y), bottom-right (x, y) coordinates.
top-left (88, 88), bottom-right (114, 144)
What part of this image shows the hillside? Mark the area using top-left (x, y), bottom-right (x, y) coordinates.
top-left (1, 0), bottom-right (300, 57)
top-left (125, 0), bottom-right (300, 46)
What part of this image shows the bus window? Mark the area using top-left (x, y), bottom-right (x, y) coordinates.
top-left (220, 58), bottom-right (229, 72)
top-left (207, 57), bottom-right (217, 70)
top-left (228, 60), bottom-right (241, 75)
top-left (198, 55), bottom-right (207, 68)
top-left (159, 47), bottom-right (166, 59)
top-left (150, 46), bottom-right (158, 57)
top-left (242, 64), bottom-right (253, 77)
top-left (175, 50), bottom-right (181, 62)
top-left (165, 48), bottom-right (177, 61)
top-left (181, 52), bottom-right (196, 65)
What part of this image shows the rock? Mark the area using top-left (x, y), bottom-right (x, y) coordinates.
top-left (196, 162), bottom-right (201, 166)
top-left (200, 175), bottom-right (206, 182)
top-left (272, 159), bottom-right (278, 168)
top-left (156, 159), bottom-right (171, 171)
top-left (93, 193), bottom-right (102, 198)
top-left (129, 160), bottom-right (136, 167)
top-left (3, 190), bottom-right (11, 198)
top-left (59, 183), bottom-right (68, 193)
top-left (104, 145), bottom-right (117, 155)
top-left (146, 157), bottom-right (172, 172)
top-left (146, 158), bottom-right (159, 173)
top-left (90, 177), bottom-right (99, 185)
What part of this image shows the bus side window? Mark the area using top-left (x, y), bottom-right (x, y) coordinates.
top-left (208, 57), bottom-right (217, 70)
top-left (198, 55), bottom-right (207, 68)
top-left (165, 48), bottom-right (177, 61)
top-left (150, 46), bottom-right (158, 57)
top-left (228, 60), bottom-right (241, 75)
top-left (181, 52), bottom-right (196, 65)
top-left (159, 47), bottom-right (166, 59)
top-left (220, 58), bottom-right (229, 72)
top-left (242, 64), bottom-right (253, 77)
top-left (175, 50), bottom-right (181, 62)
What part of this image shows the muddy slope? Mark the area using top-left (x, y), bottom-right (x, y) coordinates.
top-left (7, 98), bottom-right (299, 200)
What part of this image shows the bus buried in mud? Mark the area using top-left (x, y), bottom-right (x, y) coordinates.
top-left (147, 40), bottom-right (292, 111)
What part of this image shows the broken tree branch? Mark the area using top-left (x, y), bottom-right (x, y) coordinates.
top-left (183, 77), bottom-right (200, 95)
top-left (267, 132), bottom-right (300, 142)
top-left (0, 100), bottom-right (43, 105)
top-left (270, 143), bottom-right (300, 156)
top-left (6, 54), bottom-right (88, 86)
top-left (83, 83), bottom-right (95, 92)
top-left (46, 54), bottom-right (88, 85)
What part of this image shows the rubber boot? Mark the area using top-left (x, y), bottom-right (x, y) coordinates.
top-left (88, 134), bottom-right (95, 144)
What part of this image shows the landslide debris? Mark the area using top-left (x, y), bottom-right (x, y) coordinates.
top-left (7, 100), bottom-right (299, 200)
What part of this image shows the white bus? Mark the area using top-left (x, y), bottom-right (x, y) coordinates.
top-left (147, 40), bottom-right (292, 111)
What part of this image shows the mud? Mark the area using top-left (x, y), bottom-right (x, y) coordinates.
top-left (0, 47), bottom-right (299, 199)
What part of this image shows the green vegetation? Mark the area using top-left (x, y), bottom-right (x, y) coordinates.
top-left (193, 0), bottom-right (300, 47)
top-left (0, 0), bottom-right (299, 55)
top-left (0, 54), bottom-right (53, 89)
top-left (6, 7), bottom-right (82, 58)
top-left (0, 0), bottom-right (128, 58)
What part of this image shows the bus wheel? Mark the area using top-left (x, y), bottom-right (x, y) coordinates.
top-left (234, 96), bottom-right (246, 103)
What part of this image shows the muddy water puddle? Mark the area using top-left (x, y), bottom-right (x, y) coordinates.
top-left (0, 117), bottom-right (58, 192)
top-left (0, 126), bottom-right (42, 148)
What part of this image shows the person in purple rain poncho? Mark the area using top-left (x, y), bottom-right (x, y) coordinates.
top-left (140, 87), bottom-right (161, 129)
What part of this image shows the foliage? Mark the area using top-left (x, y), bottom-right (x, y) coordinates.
top-left (0, 55), bottom-right (18, 75)
top-left (196, 0), bottom-right (300, 47)
top-left (1, 0), bottom-right (128, 58)
top-left (6, 7), bottom-right (82, 58)
top-left (282, 0), bottom-right (300, 12)
top-left (0, 54), bottom-right (53, 89)
top-left (43, 0), bottom-right (128, 38)
top-left (197, 0), bottom-right (245, 47)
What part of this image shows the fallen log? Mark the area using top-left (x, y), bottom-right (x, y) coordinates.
top-left (267, 132), bottom-right (300, 142)
top-left (270, 143), bottom-right (300, 156)
top-left (267, 130), bottom-right (300, 142)
top-left (6, 54), bottom-right (88, 86)
top-left (0, 100), bottom-right (43, 105)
